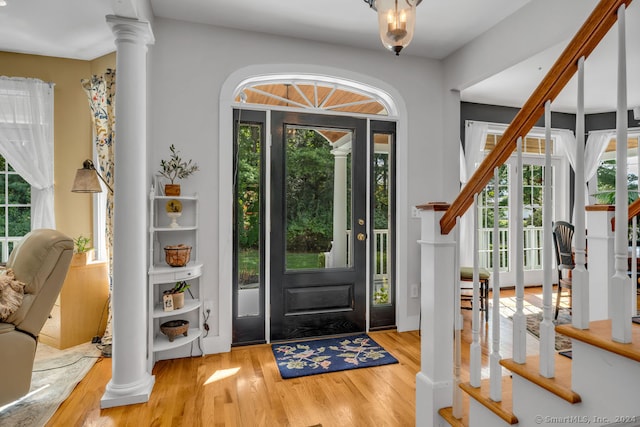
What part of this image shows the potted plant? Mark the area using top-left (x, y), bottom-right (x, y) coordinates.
top-left (158, 144), bottom-right (199, 196)
top-left (164, 280), bottom-right (191, 309)
top-left (72, 234), bottom-right (94, 266)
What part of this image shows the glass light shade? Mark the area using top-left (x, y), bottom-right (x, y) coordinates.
top-left (376, 0), bottom-right (417, 55)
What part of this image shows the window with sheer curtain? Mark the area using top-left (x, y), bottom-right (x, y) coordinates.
top-left (0, 77), bottom-right (55, 259)
top-left (462, 121), bottom-right (571, 285)
top-left (591, 134), bottom-right (640, 205)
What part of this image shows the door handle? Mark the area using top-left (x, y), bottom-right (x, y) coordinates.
top-left (357, 233), bottom-right (366, 241)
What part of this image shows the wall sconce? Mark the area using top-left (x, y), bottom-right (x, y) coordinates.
top-left (71, 159), bottom-right (113, 194)
top-left (364, 0), bottom-right (421, 56)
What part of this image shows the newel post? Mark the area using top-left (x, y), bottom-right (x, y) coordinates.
top-left (416, 202), bottom-right (455, 427)
top-left (586, 205), bottom-right (615, 320)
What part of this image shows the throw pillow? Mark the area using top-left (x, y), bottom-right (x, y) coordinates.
top-left (0, 268), bottom-right (25, 321)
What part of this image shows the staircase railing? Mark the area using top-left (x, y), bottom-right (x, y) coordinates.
top-left (440, 0), bottom-right (633, 236)
top-left (419, 1), bottom-right (637, 425)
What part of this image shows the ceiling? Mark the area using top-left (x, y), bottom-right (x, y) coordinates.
top-left (0, 0), bottom-right (637, 114)
top-left (462, 1), bottom-right (640, 114)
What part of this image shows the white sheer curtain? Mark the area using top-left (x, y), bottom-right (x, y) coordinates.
top-left (460, 121), bottom-right (488, 266)
top-left (0, 77), bottom-right (55, 229)
top-left (585, 130), bottom-right (615, 203)
top-left (555, 129), bottom-right (577, 169)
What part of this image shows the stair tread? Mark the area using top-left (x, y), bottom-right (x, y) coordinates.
top-left (556, 319), bottom-right (640, 363)
top-left (438, 407), bottom-right (468, 427)
top-left (501, 354), bottom-right (581, 404)
top-left (460, 376), bottom-right (518, 425)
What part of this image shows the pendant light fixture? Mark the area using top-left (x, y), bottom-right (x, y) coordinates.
top-left (365, 0), bottom-right (421, 56)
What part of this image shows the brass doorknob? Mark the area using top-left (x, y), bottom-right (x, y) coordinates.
top-left (357, 233), bottom-right (366, 241)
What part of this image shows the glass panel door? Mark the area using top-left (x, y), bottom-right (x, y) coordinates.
top-left (270, 111), bottom-right (367, 341)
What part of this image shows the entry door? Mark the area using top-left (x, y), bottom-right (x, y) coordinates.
top-left (270, 112), bottom-right (367, 341)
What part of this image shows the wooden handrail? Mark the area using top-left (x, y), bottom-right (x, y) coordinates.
top-left (609, 198), bottom-right (640, 231)
top-left (440, 0), bottom-right (633, 235)
top-left (629, 198), bottom-right (640, 220)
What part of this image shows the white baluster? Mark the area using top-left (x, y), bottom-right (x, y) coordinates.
top-left (573, 56), bottom-right (590, 330)
top-left (490, 168), bottom-right (502, 401)
top-left (539, 100), bottom-right (556, 378)
top-left (470, 194), bottom-right (481, 388)
top-left (612, 4), bottom-right (632, 343)
top-left (636, 116), bottom-right (640, 318)
top-left (632, 217), bottom-right (637, 316)
top-left (513, 137), bottom-right (526, 364)
top-left (453, 217), bottom-right (463, 419)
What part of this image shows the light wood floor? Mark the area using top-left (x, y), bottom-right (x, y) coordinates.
top-left (46, 287), bottom-right (638, 426)
top-left (47, 331), bottom-right (421, 427)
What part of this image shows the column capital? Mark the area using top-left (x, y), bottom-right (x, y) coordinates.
top-left (107, 15), bottom-right (155, 46)
top-left (331, 149), bottom-right (349, 158)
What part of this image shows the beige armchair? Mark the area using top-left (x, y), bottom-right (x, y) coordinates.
top-left (0, 229), bottom-right (73, 406)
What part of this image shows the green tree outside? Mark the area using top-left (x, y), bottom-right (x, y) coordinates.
top-left (236, 124), bottom-right (392, 278)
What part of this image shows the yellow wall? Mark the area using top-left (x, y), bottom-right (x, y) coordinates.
top-left (0, 51), bottom-right (115, 242)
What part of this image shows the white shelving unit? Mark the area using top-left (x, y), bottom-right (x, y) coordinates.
top-left (148, 186), bottom-right (203, 370)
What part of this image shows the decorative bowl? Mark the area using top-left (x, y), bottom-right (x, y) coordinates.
top-left (164, 244), bottom-right (191, 267)
top-left (160, 319), bottom-right (189, 342)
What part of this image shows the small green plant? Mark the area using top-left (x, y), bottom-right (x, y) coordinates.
top-left (170, 281), bottom-right (190, 293)
top-left (159, 144), bottom-right (199, 184)
top-left (73, 235), bottom-right (92, 253)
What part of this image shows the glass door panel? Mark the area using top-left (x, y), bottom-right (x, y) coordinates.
top-left (478, 164), bottom-right (509, 271)
top-left (283, 125), bottom-right (353, 271)
top-left (370, 121), bottom-right (396, 329)
top-left (233, 110), bottom-right (266, 345)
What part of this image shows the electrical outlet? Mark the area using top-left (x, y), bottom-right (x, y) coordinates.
top-left (204, 299), bottom-right (214, 314)
top-left (410, 284), bottom-right (419, 298)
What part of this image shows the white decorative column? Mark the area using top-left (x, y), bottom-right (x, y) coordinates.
top-left (331, 149), bottom-right (348, 267)
top-left (101, 15), bottom-right (155, 408)
top-left (586, 205), bottom-right (615, 321)
top-left (416, 203), bottom-right (455, 427)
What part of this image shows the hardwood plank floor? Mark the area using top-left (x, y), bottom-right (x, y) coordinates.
top-left (46, 286), bottom-right (635, 426)
top-left (47, 331), bottom-right (420, 427)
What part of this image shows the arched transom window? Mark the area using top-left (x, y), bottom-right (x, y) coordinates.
top-left (234, 77), bottom-right (392, 116)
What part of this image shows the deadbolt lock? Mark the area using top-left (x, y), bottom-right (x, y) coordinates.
top-left (358, 219), bottom-right (365, 226)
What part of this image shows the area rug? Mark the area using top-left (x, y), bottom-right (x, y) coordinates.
top-left (559, 350), bottom-right (573, 359)
top-left (525, 310), bottom-right (573, 351)
top-left (0, 341), bottom-right (101, 427)
top-left (272, 334), bottom-right (398, 379)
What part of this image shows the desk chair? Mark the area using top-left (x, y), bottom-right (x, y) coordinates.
top-left (460, 266), bottom-right (490, 321)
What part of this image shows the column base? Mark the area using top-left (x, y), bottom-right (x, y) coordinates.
top-left (100, 373), bottom-right (155, 408)
top-left (416, 372), bottom-right (451, 427)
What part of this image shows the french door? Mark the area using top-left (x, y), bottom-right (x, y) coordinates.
top-left (477, 155), bottom-right (567, 285)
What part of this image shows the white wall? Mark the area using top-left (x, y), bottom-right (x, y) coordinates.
top-left (148, 18), bottom-right (448, 351)
top-left (443, 0), bottom-right (598, 92)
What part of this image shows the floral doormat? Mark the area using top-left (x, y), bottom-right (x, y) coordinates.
top-left (271, 334), bottom-right (398, 379)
